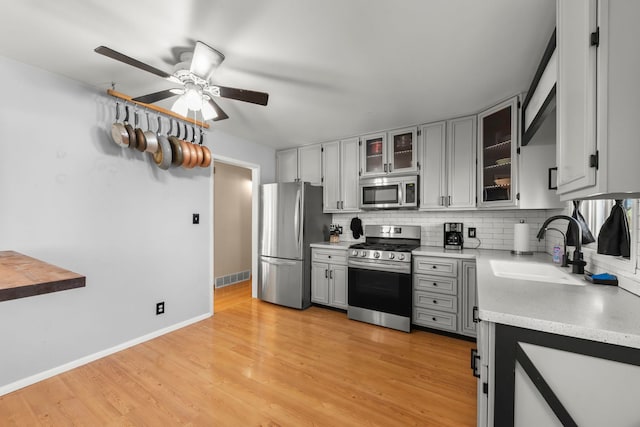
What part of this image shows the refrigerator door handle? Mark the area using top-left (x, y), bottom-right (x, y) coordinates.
top-left (294, 187), bottom-right (302, 254)
top-left (261, 257), bottom-right (298, 266)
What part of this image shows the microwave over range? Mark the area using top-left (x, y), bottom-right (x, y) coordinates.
top-left (359, 175), bottom-right (418, 210)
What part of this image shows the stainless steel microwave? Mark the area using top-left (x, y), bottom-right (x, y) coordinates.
top-left (359, 176), bottom-right (418, 210)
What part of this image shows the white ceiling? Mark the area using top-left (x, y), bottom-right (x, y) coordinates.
top-left (0, 0), bottom-right (555, 150)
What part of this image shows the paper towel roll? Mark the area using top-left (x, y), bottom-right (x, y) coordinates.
top-left (513, 222), bottom-right (531, 254)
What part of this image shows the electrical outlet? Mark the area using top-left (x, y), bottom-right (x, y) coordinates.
top-left (468, 227), bottom-right (476, 238)
top-left (192, 213), bottom-right (199, 224)
top-left (156, 301), bottom-right (165, 315)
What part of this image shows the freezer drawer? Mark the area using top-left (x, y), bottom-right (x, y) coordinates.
top-left (258, 256), bottom-right (305, 309)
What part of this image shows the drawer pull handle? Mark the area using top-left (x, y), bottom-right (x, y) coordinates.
top-left (433, 300), bottom-right (438, 304)
top-left (328, 255), bottom-right (331, 258)
top-left (433, 283), bottom-right (438, 286)
top-left (432, 317), bottom-right (437, 321)
top-left (432, 265), bottom-right (437, 269)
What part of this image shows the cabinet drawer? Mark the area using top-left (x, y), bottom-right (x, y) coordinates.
top-left (312, 249), bottom-right (347, 265)
top-left (413, 308), bottom-right (457, 332)
top-left (413, 274), bottom-right (457, 295)
top-left (414, 291), bottom-right (457, 313)
top-left (413, 256), bottom-right (458, 277)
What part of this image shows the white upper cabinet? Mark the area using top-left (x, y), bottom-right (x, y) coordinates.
top-left (556, 0), bottom-right (597, 196)
top-left (298, 144), bottom-right (322, 185)
top-left (387, 127), bottom-right (419, 175)
top-left (518, 113), bottom-right (565, 209)
top-left (322, 137), bottom-right (360, 213)
top-left (447, 116), bottom-right (477, 209)
top-left (477, 97), bottom-right (519, 208)
top-left (556, 0), bottom-right (640, 199)
top-left (276, 144), bottom-right (322, 185)
top-left (420, 121), bottom-right (448, 209)
top-left (340, 137), bottom-right (360, 211)
top-left (360, 132), bottom-right (387, 177)
top-left (360, 127), bottom-right (418, 178)
top-left (276, 148), bottom-right (298, 183)
top-left (421, 117), bottom-right (476, 210)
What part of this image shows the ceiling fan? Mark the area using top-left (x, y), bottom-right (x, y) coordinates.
top-left (94, 41), bottom-right (269, 121)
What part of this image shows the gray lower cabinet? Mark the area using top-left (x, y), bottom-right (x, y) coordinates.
top-left (461, 261), bottom-right (478, 337)
top-left (413, 255), bottom-right (477, 338)
top-left (476, 321), bottom-right (640, 427)
top-left (311, 248), bottom-right (348, 310)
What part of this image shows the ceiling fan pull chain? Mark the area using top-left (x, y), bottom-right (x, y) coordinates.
top-left (199, 128), bottom-right (204, 146)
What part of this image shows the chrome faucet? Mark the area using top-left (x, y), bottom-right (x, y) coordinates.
top-left (536, 215), bottom-right (587, 274)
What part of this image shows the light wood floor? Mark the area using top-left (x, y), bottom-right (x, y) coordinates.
top-left (214, 279), bottom-right (252, 312)
top-left (0, 282), bottom-right (477, 426)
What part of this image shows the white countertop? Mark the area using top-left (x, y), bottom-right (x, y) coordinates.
top-left (412, 247), bottom-right (640, 350)
top-left (310, 241), bottom-right (352, 250)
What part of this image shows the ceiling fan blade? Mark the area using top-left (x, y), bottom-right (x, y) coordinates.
top-left (215, 85), bottom-right (269, 106)
top-left (190, 41), bottom-right (225, 80)
top-left (132, 89), bottom-right (179, 104)
top-left (207, 99), bottom-right (229, 121)
top-left (94, 46), bottom-right (172, 79)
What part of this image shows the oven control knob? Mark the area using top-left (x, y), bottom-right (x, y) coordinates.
top-left (373, 251), bottom-right (380, 259)
top-left (388, 252), bottom-right (395, 259)
top-left (360, 251), bottom-right (367, 257)
top-left (398, 253), bottom-right (406, 261)
top-left (352, 250), bottom-right (358, 256)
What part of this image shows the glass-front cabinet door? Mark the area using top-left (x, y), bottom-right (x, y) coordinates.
top-left (388, 127), bottom-right (418, 175)
top-left (360, 128), bottom-right (418, 178)
top-left (477, 96), bottom-right (519, 207)
top-left (360, 132), bottom-right (387, 177)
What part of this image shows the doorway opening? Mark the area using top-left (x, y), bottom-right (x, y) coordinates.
top-left (212, 158), bottom-right (259, 313)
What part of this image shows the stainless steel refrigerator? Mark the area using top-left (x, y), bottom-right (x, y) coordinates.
top-left (258, 182), bottom-right (330, 309)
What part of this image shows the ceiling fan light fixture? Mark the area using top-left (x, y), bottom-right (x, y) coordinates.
top-left (171, 96), bottom-right (189, 116)
top-left (201, 101), bottom-right (218, 120)
top-left (183, 83), bottom-right (203, 110)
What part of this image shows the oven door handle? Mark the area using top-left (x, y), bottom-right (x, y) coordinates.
top-left (348, 259), bottom-right (411, 274)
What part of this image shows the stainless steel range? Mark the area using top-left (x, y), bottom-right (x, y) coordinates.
top-left (347, 225), bottom-right (421, 332)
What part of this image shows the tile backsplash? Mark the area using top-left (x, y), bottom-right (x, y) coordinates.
top-left (332, 208), bottom-right (564, 251)
top-left (332, 203), bottom-right (640, 297)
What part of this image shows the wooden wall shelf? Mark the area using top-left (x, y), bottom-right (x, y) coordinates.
top-left (0, 251), bottom-right (86, 302)
top-left (107, 89), bottom-right (210, 129)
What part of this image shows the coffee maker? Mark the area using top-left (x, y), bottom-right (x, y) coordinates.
top-left (444, 222), bottom-right (464, 250)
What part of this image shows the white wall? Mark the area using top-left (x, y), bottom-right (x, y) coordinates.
top-left (0, 55), bottom-right (275, 393)
top-left (208, 128), bottom-right (275, 184)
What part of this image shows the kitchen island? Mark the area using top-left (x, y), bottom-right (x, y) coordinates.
top-left (0, 251), bottom-right (85, 302)
top-left (468, 249), bottom-right (640, 427)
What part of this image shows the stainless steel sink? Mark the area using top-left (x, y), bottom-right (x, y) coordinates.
top-left (490, 259), bottom-right (586, 286)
